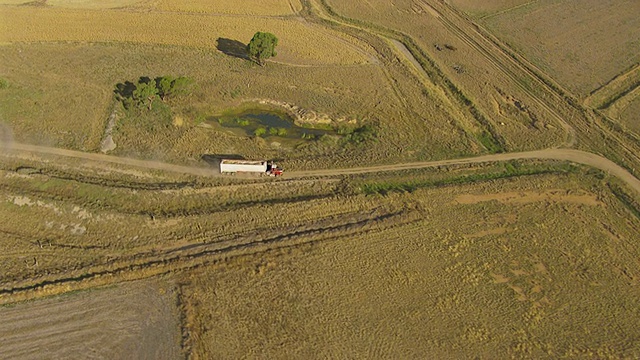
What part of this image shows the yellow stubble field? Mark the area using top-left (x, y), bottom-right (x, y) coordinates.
top-left (480, 0), bottom-right (640, 97)
top-left (146, 0), bottom-right (303, 15)
top-left (181, 172), bottom-right (640, 358)
top-left (0, 6), bottom-right (371, 66)
top-left (1, 0), bottom-right (302, 14)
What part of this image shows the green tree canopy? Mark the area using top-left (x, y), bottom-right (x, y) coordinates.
top-left (116, 75), bottom-right (193, 110)
top-left (132, 80), bottom-right (158, 110)
top-left (155, 76), bottom-right (193, 101)
top-left (247, 32), bottom-right (278, 66)
top-left (155, 76), bottom-right (174, 101)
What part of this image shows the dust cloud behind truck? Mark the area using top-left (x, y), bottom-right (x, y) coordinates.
top-left (219, 160), bottom-right (283, 176)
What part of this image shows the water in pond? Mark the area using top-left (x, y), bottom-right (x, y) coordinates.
top-left (208, 111), bottom-right (334, 140)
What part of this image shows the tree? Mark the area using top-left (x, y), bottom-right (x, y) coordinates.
top-left (170, 76), bottom-right (194, 96)
top-left (155, 76), bottom-right (193, 101)
top-left (155, 76), bottom-right (174, 101)
top-left (247, 32), bottom-right (278, 66)
top-left (132, 81), bottom-right (158, 110)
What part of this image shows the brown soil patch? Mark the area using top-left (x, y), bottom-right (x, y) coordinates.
top-left (0, 280), bottom-right (182, 359)
top-left (454, 189), bottom-right (601, 206)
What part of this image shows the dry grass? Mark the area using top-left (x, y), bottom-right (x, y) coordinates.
top-left (482, 0), bottom-right (640, 96)
top-left (619, 96), bottom-right (640, 135)
top-left (146, 0), bottom-right (302, 15)
top-left (0, 6), bottom-right (370, 66)
top-left (323, 0), bottom-right (568, 151)
top-left (0, 0), bottom-right (140, 6)
top-left (1, 1), bottom-right (639, 358)
top-left (0, 3), bottom-right (485, 167)
top-left (0, 0), bottom-right (565, 167)
top-left (2, 146), bottom-right (640, 358)
top-left (446, 0), bottom-right (532, 17)
top-left (584, 64), bottom-right (640, 109)
top-left (45, 0), bottom-right (141, 8)
top-left (0, 38), bottom-right (476, 168)
top-left (0, 0), bottom-right (36, 4)
top-left (0, 159), bottom-right (343, 285)
top-left (0, 0), bottom-right (302, 13)
top-left (181, 173), bottom-right (640, 358)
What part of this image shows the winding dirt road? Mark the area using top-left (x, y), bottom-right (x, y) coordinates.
top-left (5, 142), bottom-right (640, 195)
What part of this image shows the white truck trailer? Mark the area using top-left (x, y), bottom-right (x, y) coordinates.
top-left (219, 159), bottom-right (283, 176)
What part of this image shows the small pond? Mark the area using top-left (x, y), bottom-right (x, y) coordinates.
top-left (207, 110), bottom-right (334, 140)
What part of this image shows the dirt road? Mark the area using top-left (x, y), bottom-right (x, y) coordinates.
top-left (292, 149), bottom-right (640, 192)
top-left (4, 142), bottom-right (640, 195)
top-left (6, 142), bottom-right (215, 177)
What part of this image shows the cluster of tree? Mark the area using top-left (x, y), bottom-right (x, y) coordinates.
top-left (114, 76), bottom-right (193, 110)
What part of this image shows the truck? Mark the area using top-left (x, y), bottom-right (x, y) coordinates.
top-left (219, 159), bottom-right (283, 176)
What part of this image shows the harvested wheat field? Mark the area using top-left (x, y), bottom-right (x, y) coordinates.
top-left (480, 0), bottom-right (640, 96)
top-left (0, 6), bottom-right (370, 66)
top-left (145, 0), bottom-right (303, 15)
top-left (181, 174), bottom-right (640, 358)
top-left (619, 96), bottom-right (640, 134)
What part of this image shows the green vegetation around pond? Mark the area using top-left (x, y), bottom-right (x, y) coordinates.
top-left (210, 109), bottom-right (377, 146)
top-left (210, 110), bottom-right (331, 140)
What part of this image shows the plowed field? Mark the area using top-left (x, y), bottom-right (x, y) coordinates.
top-left (0, 280), bottom-right (182, 359)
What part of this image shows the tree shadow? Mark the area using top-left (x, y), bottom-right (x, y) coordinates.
top-left (114, 80), bottom-right (136, 99)
top-left (216, 38), bottom-right (249, 60)
top-left (114, 76), bottom-right (155, 99)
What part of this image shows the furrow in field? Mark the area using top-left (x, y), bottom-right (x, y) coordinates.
top-left (0, 207), bottom-right (420, 301)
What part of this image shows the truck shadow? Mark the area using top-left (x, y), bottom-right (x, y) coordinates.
top-left (216, 38), bottom-right (249, 60)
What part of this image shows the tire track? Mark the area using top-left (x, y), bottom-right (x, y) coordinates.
top-left (417, 0), bottom-right (576, 147)
top-left (431, 0), bottom-right (640, 168)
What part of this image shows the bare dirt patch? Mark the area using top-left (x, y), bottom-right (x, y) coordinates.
top-left (454, 189), bottom-right (601, 206)
top-left (0, 280), bottom-right (182, 359)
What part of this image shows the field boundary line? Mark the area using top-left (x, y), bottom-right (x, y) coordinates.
top-left (420, 0), bottom-right (576, 148)
top-left (478, 0), bottom-right (540, 20)
top-left (585, 63), bottom-right (640, 110)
